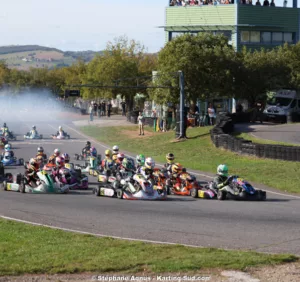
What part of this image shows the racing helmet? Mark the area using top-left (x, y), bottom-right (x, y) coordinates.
top-left (59, 126), bottom-right (62, 131)
top-left (166, 153), bottom-right (175, 164)
top-left (90, 147), bottom-right (97, 157)
top-left (62, 153), bottom-right (70, 163)
top-left (32, 125), bottom-right (36, 130)
top-left (136, 154), bottom-right (145, 166)
top-left (3, 123), bottom-right (6, 127)
top-left (117, 153), bottom-right (125, 163)
top-left (145, 157), bottom-right (155, 170)
top-left (4, 144), bottom-right (11, 151)
top-left (29, 158), bottom-right (39, 170)
top-left (172, 163), bottom-right (182, 174)
top-left (86, 141), bottom-right (91, 147)
top-left (105, 149), bottom-right (112, 158)
top-left (122, 158), bottom-right (134, 170)
top-left (55, 156), bottom-right (65, 167)
top-left (217, 164), bottom-right (228, 177)
top-left (37, 146), bottom-right (44, 153)
top-left (54, 148), bottom-right (60, 156)
top-left (112, 145), bottom-right (119, 154)
top-left (112, 154), bottom-right (118, 161)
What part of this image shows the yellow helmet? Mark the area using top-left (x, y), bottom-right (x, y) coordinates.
top-left (105, 149), bottom-right (112, 158)
top-left (112, 154), bottom-right (118, 161)
top-left (172, 163), bottom-right (182, 174)
top-left (166, 153), bottom-right (175, 164)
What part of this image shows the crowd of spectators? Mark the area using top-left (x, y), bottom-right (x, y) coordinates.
top-left (169, 0), bottom-right (281, 5)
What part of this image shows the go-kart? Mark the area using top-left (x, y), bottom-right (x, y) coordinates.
top-left (51, 131), bottom-right (70, 139)
top-left (210, 175), bottom-right (267, 201)
top-left (94, 173), bottom-right (167, 200)
top-left (24, 131), bottom-right (43, 139)
top-left (0, 155), bottom-right (24, 166)
top-left (152, 168), bottom-right (169, 192)
top-left (2, 170), bottom-right (70, 194)
top-left (2, 130), bottom-right (16, 141)
top-left (75, 156), bottom-right (101, 173)
top-left (63, 163), bottom-right (89, 189)
top-left (190, 185), bottom-right (217, 199)
top-left (167, 169), bottom-right (201, 196)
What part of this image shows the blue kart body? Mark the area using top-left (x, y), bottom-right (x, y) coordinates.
top-left (1, 156), bottom-right (24, 166)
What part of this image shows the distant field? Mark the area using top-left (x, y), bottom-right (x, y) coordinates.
top-left (0, 50), bottom-right (76, 69)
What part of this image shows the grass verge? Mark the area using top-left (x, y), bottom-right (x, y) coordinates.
top-left (0, 219), bottom-right (297, 276)
top-left (80, 125), bottom-right (300, 194)
top-left (233, 132), bottom-right (299, 146)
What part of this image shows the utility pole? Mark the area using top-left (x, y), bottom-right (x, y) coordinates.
top-left (177, 70), bottom-right (186, 139)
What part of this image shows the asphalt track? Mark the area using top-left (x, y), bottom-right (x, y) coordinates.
top-left (0, 110), bottom-right (299, 256)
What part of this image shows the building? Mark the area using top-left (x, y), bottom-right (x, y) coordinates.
top-left (163, 2), bottom-right (299, 51)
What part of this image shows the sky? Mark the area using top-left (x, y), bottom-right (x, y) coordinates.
top-left (0, 0), bottom-right (166, 53)
top-left (0, 1), bottom-right (295, 53)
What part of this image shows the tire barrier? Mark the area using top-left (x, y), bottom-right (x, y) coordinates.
top-left (210, 113), bottom-right (300, 162)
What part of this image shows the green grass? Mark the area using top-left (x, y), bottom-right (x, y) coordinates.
top-left (0, 219), bottom-right (297, 276)
top-left (233, 132), bottom-right (300, 146)
top-left (80, 126), bottom-right (300, 194)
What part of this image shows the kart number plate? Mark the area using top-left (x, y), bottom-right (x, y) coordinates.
top-left (99, 175), bottom-right (106, 181)
top-left (6, 183), bottom-right (11, 191)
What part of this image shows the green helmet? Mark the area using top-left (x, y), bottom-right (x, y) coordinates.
top-left (122, 158), bottom-right (134, 170)
top-left (217, 164), bottom-right (228, 177)
top-left (136, 154), bottom-right (145, 165)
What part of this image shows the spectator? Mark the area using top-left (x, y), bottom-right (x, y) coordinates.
top-left (121, 100), bottom-right (126, 116)
top-left (240, 0), bottom-right (246, 3)
top-left (270, 0), bottom-right (275, 5)
top-left (93, 101), bottom-right (98, 116)
top-left (283, 0), bottom-right (287, 7)
top-left (88, 103), bottom-right (94, 122)
top-left (138, 112), bottom-right (145, 136)
top-left (263, 0), bottom-right (269, 5)
top-left (236, 103), bottom-right (243, 113)
top-left (97, 103), bottom-right (101, 117)
top-left (107, 102), bottom-right (112, 117)
top-left (208, 103), bottom-right (216, 126)
top-left (255, 0), bottom-right (261, 5)
top-left (101, 101), bottom-right (106, 116)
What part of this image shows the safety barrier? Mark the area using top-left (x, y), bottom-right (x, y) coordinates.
top-left (210, 113), bottom-right (300, 162)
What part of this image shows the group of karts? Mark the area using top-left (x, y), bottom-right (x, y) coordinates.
top-left (24, 125), bottom-right (70, 140)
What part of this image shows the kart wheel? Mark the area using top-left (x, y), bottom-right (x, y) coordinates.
top-left (5, 173), bottom-right (13, 181)
top-left (217, 190), bottom-right (227, 200)
top-left (67, 135), bottom-right (70, 139)
top-left (257, 190), bottom-right (267, 201)
top-left (239, 191), bottom-right (247, 200)
top-left (94, 187), bottom-right (101, 197)
top-left (74, 154), bottom-right (79, 160)
top-left (117, 189), bottom-right (123, 199)
top-left (2, 180), bottom-right (7, 191)
top-left (16, 173), bottom-right (22, 184)
top-left (40, 135), bottom-right (43, 139)
top-left (191, 188), bottom-right (199, 198)
top-left (20, 180), bottom-right (25, 193)
top-left (19, 158), bottom-right (24, 165)
top-left (0, 163), bottom-right (4, 177)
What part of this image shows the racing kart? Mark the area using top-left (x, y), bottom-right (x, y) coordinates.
top-left (51, 131), bottom-right (70, 139)
top-left (2, 170), bottom-right (70, 194)
top-left (0, 155), bottom-right (24, 166)
top-left (24, 131), bottom-right (43, 139)
top-left (63, 163), bottom-right (89, 189)
top-left (94, 173), bottom-right (167, 200)
top-left (2, 130), bottom-right (16, 141)
top-left (166, 169), bottom-right (201, 196)
top-left (0, 163), bottom-right (13, 183)
top-left (75, 156), bottom-right (101, 174)
top-left (211, 175), bottom-right (267, 201)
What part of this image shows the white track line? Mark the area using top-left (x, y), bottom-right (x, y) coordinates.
top-left (63, 124), bottom-right (300, 200)
top-left (0, 215), bottom-right (201, 248)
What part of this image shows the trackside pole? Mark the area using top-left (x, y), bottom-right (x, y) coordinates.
top-left (178, 71), bottom-right (186, 139)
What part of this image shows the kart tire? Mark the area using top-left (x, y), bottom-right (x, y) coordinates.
top-left (257, 190), bottom-right (267, 201)
top-left (0, 163), bottom-right (4, 177)
top-left (217, 190), bottom-right (227, 200)
top-left (94, 187), bottom-right (101, 197)
top-left (2, 180), bottom-right (7, 191)
top-left (24, 162), bottom-right (29, 169)
top-left (5, 173), bottom-right (13, 181)
top-left (20, 180), bottom-right (25, 193)
top-left (67, 135), bottom-right (70, 139)
top-left (74, 154), bottom-right (79, 160)
top-left (40, 135), bottom-right (43, 139)
top-left (117, 189), bottom-right (123, 199)
top-left (16, 173), bottom-right (22, 184)
top-left (191, 188), bottom-right (199, 198)
top-left (19, 158), bottom-right (24, 165)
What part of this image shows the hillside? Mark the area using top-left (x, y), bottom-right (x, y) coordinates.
top-left (0, 45), bottom-right (102, 70)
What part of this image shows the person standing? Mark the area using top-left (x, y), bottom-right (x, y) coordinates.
top-left (208, 103), bottom-right (216, 126)
top-left (138, 112), bottom-right (145, 136)
top-left (88, 103), bottom-right (94, 122)
top-left (107, 102), bottom-right (112, 117)
top-left (97, 103), bottom-right (101, 117)
top-left (121, 100), bottom-right (126, 116)
top-left (93, 101), bottom-right (98, 116)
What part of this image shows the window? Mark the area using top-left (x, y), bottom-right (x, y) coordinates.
top-left (241, 31), bottom-right (250, 43)
top-left (273, 32), bottom-right (283, 43)
top-left (250, 31), bottom-right (260, 43)
top-left (284, 33), bottom-right (293, 43)
top-left (261, 32), bottom-right (271, 43)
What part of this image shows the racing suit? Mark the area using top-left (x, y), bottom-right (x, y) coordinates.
top-left (82, 145), bottom-right (91, 155)
top-left (48, 154), bottom-right (57, 164)
top-left (137, 166), bottom-right (153, 180)
top-left (2, 150), bottom-right (14, 158)
top-left (213, 175), bottom-right (229, 190)
top-left (25, 167), bottom-right (39, 186)
top-left (30, 129), bottom-right (38, 137)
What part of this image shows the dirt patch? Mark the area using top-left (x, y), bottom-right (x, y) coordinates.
top-left (121, 130), bottom-right (157, 138)
top-left (35, 51), bottom-right (64, 60)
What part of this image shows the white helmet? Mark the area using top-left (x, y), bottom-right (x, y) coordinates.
top-left (32, 125), bottom-right (36, 129)
top-left (145, 157), bottom-right (155, 170)
top-left (112, 145), bottom-right (119, 153)
top-left (4, 144), bottom-right (11, 151)
top-left (59, 126), bottom-right (62, 130)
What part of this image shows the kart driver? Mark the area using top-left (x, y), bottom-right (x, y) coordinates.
top-left (36, 147), bottom-right (47, 161)
top-left (48, 148), bottom-right (61, 164)
top-left (117, 157), bottom-right (135, 181)
top-left (3, 144), bottom-right (14, 158)
top-left (170, 163), bottom-right (183, 180)
top-left (137, 157), bottom-right (155, 180)
top-left (112, 145), bottom-right (119, 161)
top-left (164, 153), bottom-right (175, 175)
top-left (213, 164), bottom-right (232, 190)
top-left (1, 123), bottom-right (9, 133)
top-left (25, 158), bottom-right (40, 186)
top-left (82, 141), bottom-right (91, 155)
top-left (57, 126), bottom-right (65, 136)
top-left (29, 125), bottom-right (38, 137)
top-left (135, 154), bottom-right (145, 171)
top-left (101, 149), bottom-right (113, 171)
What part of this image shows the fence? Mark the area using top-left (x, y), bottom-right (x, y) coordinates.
top-left (210, 112), bottom-right (300, 162)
